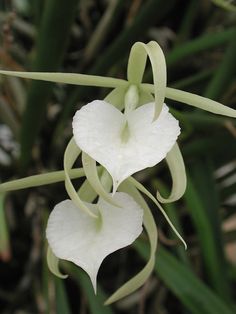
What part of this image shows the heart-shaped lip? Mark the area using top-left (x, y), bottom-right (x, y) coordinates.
top-left (72, 100), bottom-right (180, 192)
top-left (46, 192), bottom-right (143, 292)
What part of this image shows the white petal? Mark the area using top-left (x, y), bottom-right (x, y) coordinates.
top-left (72, 100), bottom-right (180, 190)
top-left (46, 193), bottom-right (143, 292)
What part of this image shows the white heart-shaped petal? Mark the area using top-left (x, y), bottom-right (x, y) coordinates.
top-left (72, 100), bottom-right (180, 191)
top-left (46, 193), bottom-right (143, 292)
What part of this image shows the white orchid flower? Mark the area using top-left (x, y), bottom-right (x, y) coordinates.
top-left (72, 100), bottom-right (180, 193)
top-left (46, 192), bottom-right (143, 292)
top-left (0, 40), bottom-right (236, 305)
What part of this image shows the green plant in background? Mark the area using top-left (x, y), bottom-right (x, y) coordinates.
top-left (0, 39), bottom-right (236, 307)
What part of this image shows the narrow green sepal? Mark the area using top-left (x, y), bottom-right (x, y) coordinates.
top-left (105, 180), bottom-right (157, 305)
top-left (128, 177), bottom-right (187, 250)
top-left (64, 137), bottom-right (98, 218)
top-left (82, 152), bottom-right (120, 207)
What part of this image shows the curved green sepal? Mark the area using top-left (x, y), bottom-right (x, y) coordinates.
top-left (128, 41), bottom-right (167, 120)
top-left (0, 70), bottom-right (127, 89)
top-left (127, 43), bottom-right (147, 84)
top-left (128, 177), bottom-right (187, 250)
top-left (156, 143), bottom-right (187, 203)
top-left (64, 137), bottom-right (98, 218)
top-left (142, 84), bottom-right (236, 118)
top-left (47, 245), bottom-right (68, 279)
top-left (105, 180), bottom-right (157, 305)
top-left (78, 179), bottom-right (98, 203)
top-left (166, 87), bottom-right (236, 118)
top-left (81, 152), bottom-right (120, 207)
top-left (104, 86), bottom-right (127, 111)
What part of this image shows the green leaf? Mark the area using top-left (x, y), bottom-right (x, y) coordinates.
top-left (136, 241), bottom-right (235, 314)
top-left (185, 168), bottom-right (232, 301)
top-left (167, 27), bottom-right (236, 67)
top-left (152, 179), bottom-right (190, 266)
top-left (204, 29), bottom-right (236, 100)
top-left (64, 264), bottom-right (114, 314)
top-left (19, 0), bottom-right (79, 170)
top-left (55, 278), bottom-right (71, 314)
top-left (0, 193), bottom-right (10, 261)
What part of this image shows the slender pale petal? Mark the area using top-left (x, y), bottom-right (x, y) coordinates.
top-left (72, 100), bottom-right (180, 191)
top-left (46, 193), bottom-right (143, 292)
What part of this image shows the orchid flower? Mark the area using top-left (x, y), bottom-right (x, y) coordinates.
top-left (0, 41), bottom-right (236, 305)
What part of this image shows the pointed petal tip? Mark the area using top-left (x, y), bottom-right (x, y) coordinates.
top-left (89, 271), bottom-right (98, 295)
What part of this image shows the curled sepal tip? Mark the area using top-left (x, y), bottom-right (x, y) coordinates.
top-left (129, 177), bottom-right (187, 250)
top-left (127, 41), bottom-right (167, 120)
top-left (156, 143), bottom-right (187, 203)
top-left (47, 245), bottom-right (68, 279)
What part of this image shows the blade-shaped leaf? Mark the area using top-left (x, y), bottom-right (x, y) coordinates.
top-left (135, 241), bottom-right (235, 314)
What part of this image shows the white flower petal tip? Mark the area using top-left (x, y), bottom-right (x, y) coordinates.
top-left (46, 193), bottom-right (143, 292)
top-left (72, 100), bottom-right (180, 190)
